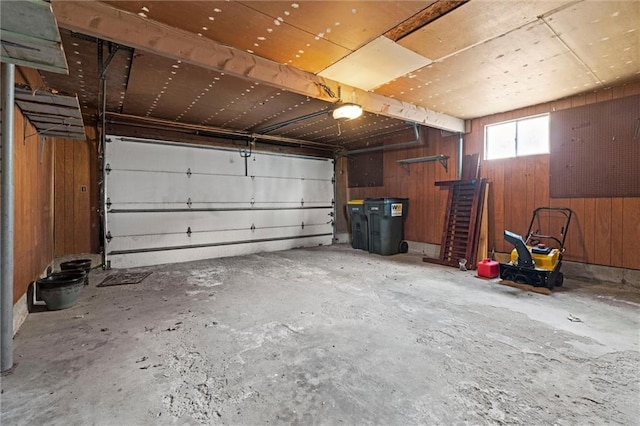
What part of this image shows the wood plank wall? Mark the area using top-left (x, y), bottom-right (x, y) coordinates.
top-left (342, 81), bottom-right (640, 271)
top-left (346, 127), bottom-right (459, 243)
top-left (53, 129), bottom-right (100, 256)
top-left (12, 106), bottom-right (55, 303)
top-left (463, 82), bottom-right (640, 270)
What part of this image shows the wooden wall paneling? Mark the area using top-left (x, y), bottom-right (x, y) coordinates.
top-left (405, 162), bottom-right (419, 241)
top-left (584, 92), bottom-right (598, 106)
top-left (582, 198), bottom-right (596, 264)
top-left (420, 134), bottom-right (435, 241)
top-left (54, 138), bottom-right (66, 256)
top-left (13, 107), bottom-right (55, 303)
top-left (89, 136), bottom-right (101, 252)
top-left (533, 156), bottom-right (550, 205)
top-left (432, 133), bottom-right (448, 245)
top-left (54, 138), bottom-right (94, 255)
top-left (476, 182), bottom-right (490, 260)
top-left (424, 141), bottom-right (437, 243)
top-left (571, 93), bottom-right (587, 108)
top-left (622, 81), bottom-right (640, 96)
top-left (488, 161), bottom-right (506, 252)
top-left (22, 113), bottom-right (36, 300)
top-left (610, 198), bottom-right (625, 268)
top-left (335, 156), bottom-right (349, 234)
top-left (551, 97), bottom-right (573, 113)
top-left (73, 140), bottom-right (91, 252)
top-left (63, 139), bottom-right (75, 254)
top-left (13, 109), bottom-right (28, 303)
top-left (41, 137), bottom-right (55, 273)
top-left (596, 87), bottom-right (614, 102)
top-left (524, 157), bottom-right (536, 219)
top-left (621, 198), bottom-right (640, 270)
top-left (593, 198), bottom-right (612, 266)
top-left (501, 160), bottom-right (514, 245)
top-left (566, 198), bottom-right (586, 262)
top-left (463, 124), bottom-right (482, 156)
top-left (506, 159), bottom-right (530, 237)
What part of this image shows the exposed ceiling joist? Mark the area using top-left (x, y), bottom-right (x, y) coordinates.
top-left (50, 0), bottom-right (465, 133)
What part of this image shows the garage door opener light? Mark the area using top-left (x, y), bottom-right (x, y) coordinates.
top-left (332, 103), bottom-right (363, 120)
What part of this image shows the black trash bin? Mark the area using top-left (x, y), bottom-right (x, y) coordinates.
top-left (347, 199), bottom-right (368, 251)
top-left (364, 197), bottom-right (409, 255)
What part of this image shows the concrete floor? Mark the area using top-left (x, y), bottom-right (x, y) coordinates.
top-left (2, 245), bottom-right (639, 425)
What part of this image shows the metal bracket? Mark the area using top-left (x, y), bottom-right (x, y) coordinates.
top-left (397, 154), bottom-right (449, 175)
top-left (187, 226), bottom-right (192, 237)
top-left (106, 197), bottom-right (112, 209)
top-left (105, 163), bottom-right (111, 175)
top-left (250, 223), bottom-right (256, 231)
top-left (98, 40), bottom-right (122, 80)
top-left (301, 221), bottom-right (305, 229)
top-left (106, 231), bottom-right (112, 243)
top-left (187, 198), bottom-right (192, 208)
top-left (186, 168), bottom-right (192, 178)
top-left (250, 198), bottom-right (255, 206)
top-left (301, 198), bottom-right (304, 206)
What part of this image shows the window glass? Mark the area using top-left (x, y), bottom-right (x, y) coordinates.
top-left (484, 114), bottom-right (549, 160)
top-left (516, 115), bottom-right (549, 157)
top-left (485, 121), bottom-right (516, 160)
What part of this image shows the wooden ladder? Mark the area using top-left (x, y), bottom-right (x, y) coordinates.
top-left (425, 179), bottom-right (487, 268)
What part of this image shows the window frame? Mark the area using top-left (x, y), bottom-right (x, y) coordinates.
top-left (484, 113), bottom-right (550, 160)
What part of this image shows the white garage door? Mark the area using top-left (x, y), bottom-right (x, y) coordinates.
top-left (104, 136), bottom-right (334, 268)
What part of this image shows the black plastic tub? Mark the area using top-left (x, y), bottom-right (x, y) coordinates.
top-left (37, 271), bottom-right (86, 310)
top-left (60, 259), bottom-right (92, 285)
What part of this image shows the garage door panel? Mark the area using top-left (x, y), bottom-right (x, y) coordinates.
top-left (106, 137), bottom-right (245, 175)
top-left (107, 224), bottom-right (332, 252)
top-left (108, 209), bottom-right (332, 236)
top-left (250, 153), bottom-right (334, 180)
top-left (252, 179), bottom-right (333, 204)
top-left (105, 135), bottom-right (334, 268)
top-left (107, 235), bottom-right (333, 269)
top-left (107, 172), bottom-right (253, 204)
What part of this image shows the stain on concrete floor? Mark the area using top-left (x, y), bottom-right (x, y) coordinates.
top-left (2, 245), bottom-right (639, 425)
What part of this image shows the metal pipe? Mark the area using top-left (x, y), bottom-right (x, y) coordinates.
top-left (339, 123), bottom-right (421, 156)
top-left (1, 63), bottom-right (16, 372)
top-left (100, 72), bottom-right (108, 269)
top-left (457, 132), bottom-right (464, 180)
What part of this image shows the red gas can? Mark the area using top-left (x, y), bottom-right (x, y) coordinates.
top-left (477, 258), bottom-right (500, 278)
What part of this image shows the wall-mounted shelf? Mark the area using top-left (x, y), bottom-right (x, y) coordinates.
top-left (397, 155), bottom-right (449, 173)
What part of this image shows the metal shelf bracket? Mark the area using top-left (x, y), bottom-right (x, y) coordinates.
top-left (397, 154), bottom-right (449, 174)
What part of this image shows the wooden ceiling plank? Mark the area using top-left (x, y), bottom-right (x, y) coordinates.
top-left (399, 0), bottom-right (569, 61)
top-left (51, 0), bottom-right (465, 133)
top-left (385, 0), bottom-right (468, 42)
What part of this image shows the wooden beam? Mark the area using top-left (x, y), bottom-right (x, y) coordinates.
top-left (385, 0), bottom-right (470, 42)
top-left (51, 0), bottom-right (465, 133)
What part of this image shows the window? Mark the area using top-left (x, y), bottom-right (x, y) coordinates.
top-left (484, 114), bottom-right (549, 160)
